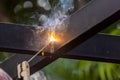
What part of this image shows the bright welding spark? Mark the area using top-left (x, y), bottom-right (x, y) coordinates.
top-left (49, 32), bottom-right (57, 42)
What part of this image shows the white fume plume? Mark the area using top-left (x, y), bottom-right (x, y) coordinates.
top-left (42, 0), bottom-right (74, 31)
top-left (60, 0), bottom-right (74, 12)
top-left (39, 15), bottom-right (48, 23)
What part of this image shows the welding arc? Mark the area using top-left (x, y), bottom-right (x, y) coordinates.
top-left (28, 42), bottom-right (50, 63)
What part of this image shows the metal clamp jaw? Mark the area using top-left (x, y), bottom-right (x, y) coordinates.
top-left (17, 61), bottom-right (30, 80)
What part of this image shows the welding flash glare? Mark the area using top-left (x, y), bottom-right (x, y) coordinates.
top-left (49, 32), bottom-right (56, 42)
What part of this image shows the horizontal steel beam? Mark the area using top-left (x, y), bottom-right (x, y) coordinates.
top-left (0, 23), bottom-right (43, 54)
top-left (1, 34), bottom-right (120, 79)
top-left (63, 34), bottom-right (120, 63)
top-left (0, 0), bottom-right (119, 56)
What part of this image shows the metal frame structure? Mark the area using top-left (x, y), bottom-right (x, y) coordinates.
top-left (0, 0), bottom-right (120, 79)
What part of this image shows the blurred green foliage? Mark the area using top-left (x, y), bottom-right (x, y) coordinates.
top-left (0, 52), bottom-right (12, 61)
top-left (0, 0), bottom-right (120, 80)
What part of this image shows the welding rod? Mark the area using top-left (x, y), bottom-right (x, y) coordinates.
top-left (28, 42), bottom-right (50, 63)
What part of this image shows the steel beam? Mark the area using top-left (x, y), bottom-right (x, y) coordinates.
top-left (56, 0), bottom-right (120, 57)
top-left (62, 34), bottom-right (120, 63)
top-left (0, 0), bottom-right (119, 55)
top-left (1, 34), bottom-right (120, 79)
top-left (0, 23), bottom-right (45, 54)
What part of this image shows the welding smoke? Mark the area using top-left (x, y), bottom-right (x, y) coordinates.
top-left (41, 0), bottom-right (74, 53)
top-left (41, 0), bottom-right (74, 30)
top-left (31, 0), bottom-right (74, 52)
